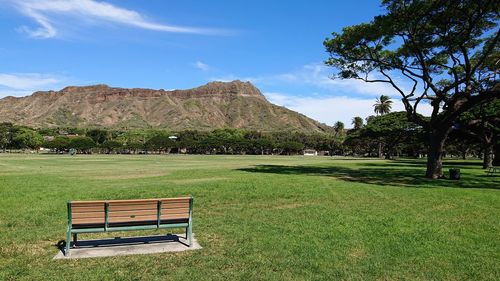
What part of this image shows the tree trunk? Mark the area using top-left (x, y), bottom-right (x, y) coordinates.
top-left (461, 148), bottom-right (468, 160)
top-left (493, 143), bottom-right (500, 166)
top-left (483, 143), bottom-right (494, 169)
top-left (378, 141), bottom-right (382, 158)
top-left (425, 129), bottom-right (451, 179)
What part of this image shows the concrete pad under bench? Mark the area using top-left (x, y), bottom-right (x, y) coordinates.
top-left (54, 233), bottom-right (201, 259)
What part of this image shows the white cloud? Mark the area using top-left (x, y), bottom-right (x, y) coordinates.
top-left (264, 92), bottom-right (433, 128)
top-left (11, 0), bottom-right (225, 38)
top-left (0, 73), bottom-right (60, 89)
top-left (0, 73), bottom-right (64, 97)
top-left (193, 61), bottom-right (210, 71)
top-left (297, 63), bottom-right (412, 97)
top-left (211, 63), bottom-right (411, 98)
top-left (209, 62), bottom-right (431, 126)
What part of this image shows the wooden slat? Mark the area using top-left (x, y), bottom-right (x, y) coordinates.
top-left (72, 217), bottom-right (105, 224)
top-left (71, 202), bottom-right (105, 207)
top-left (161, 209), bottom-right (189, 215)
top-left (160, 199), bottom-right (190, 204)
top-left (108, 213), bottom-right (188, 223)
top-left (72, 206), bottom-right (105, 213)
top-left (161, 203), bottom-right (189, 209)
top-left (161, 203), bottom-right (190, 208)
top-left (108, 209), bottom-right (157, 217)
top-left (71, 203), bottom-right (104, 211)
top-left (72, 212), bottom-right (105, 219)
top-left (108, 203), bottom-right (157, 212)
top-left (160, 214), bottom-right (189, 220)
top-left (108, 215), bottom-right (157, 223)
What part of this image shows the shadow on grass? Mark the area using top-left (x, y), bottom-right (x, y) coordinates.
top-left (56, 233), bottom-right (189, 255)
top-left (237, 161), bottom-right (499, 189)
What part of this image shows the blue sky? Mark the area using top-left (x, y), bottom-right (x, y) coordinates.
top-left (0, 0), bottom-right (432, 127)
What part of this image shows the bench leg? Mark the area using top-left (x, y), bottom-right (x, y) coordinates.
top-left (187, 223), bottom-right (193, 247)
top-left (73, 233), bottom-right (78, 248)
top-left (65, 230), bottom-right (71, 256)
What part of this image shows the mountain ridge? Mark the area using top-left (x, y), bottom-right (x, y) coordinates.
top-left (0, 80), bottom-right (332, 132)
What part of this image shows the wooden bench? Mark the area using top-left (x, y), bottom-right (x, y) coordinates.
top-left (486, 166), bottom-right (499, 176)
top-left (65, 196), bottom-right (193, 255)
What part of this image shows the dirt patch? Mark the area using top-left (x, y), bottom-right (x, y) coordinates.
top-left (273, 203), bottom-right (305, 210)
top-left (89, 171), bottom-right (169, 180)
top-left (348, 247), bottom-right (367, 260)
top-left (166, 177), bottom-right (229, 184)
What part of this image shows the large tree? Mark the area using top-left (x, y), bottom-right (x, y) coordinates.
top-left (457, 98), bottom-right (500, 168)
top-left (12, 127), bottom-right (43, 151)
top-left (324, 0), bottom-right (500, 178)
top-left (0, 123), bottom-right (16, 152)
top-left (360, 112), bottom-right (423, 159)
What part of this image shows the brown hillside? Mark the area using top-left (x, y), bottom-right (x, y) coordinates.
top-left (0, 80), bottom-right (331, 132)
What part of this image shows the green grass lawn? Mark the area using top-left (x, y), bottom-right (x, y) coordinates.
top-left (0, 154), bottom-right (498, 280)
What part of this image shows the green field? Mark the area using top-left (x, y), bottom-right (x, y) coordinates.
top-left (0, 154), bottom-right (498, 280)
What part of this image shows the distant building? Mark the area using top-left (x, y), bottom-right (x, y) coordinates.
top-left (318, 150), bottom-right (330, 156)
top-left (303, 149), bottom-right (318, 156)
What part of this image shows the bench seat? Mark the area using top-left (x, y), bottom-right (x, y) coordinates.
top-left (65, 197), bottom-right (193, 255)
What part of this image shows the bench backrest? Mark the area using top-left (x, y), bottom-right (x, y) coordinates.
top-left (68, 197), bottom-right (192, 227)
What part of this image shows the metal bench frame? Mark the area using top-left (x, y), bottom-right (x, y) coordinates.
top-left (486, 166), bottom-right (499, 176)
top-left (65, 197), bottom-right (193, 255)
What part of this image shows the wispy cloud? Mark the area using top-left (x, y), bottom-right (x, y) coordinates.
top-left (11, 0), bottom-right (226, 39)
top-left (211, 63), bottom-right (410, 98)
top-left (264, 92), bottom-right (433, 127)
top-left (193, 61), bottom-right (210, 71)
top-left (0, 73), bottom-right (64, 97)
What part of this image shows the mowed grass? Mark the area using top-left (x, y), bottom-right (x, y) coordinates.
top-left (0, 154), bottom-right (498, 281)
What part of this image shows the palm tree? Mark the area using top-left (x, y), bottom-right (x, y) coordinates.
top-left (351, 117), bottom-right (363, 130)
top-left (373, 95), bottom-right (393, 158)
top-left (373, 95), bottom-right (393, 116)
top-left (334, 121), bottom-right (345, 133)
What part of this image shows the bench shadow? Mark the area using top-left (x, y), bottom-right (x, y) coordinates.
top-left (56, 233), bottom-right (189, 255)
top-left (237, 161), bottom-right (499, 190)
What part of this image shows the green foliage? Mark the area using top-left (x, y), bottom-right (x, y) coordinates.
top-left (44, 136), bottom-right (71, 152)
top-left (351, 116), bottom-right (364, 130)
top-left (346, 112), bottom-right (424, 158)
top-left (278, 141), bottom-right (305, 155)
top-left (364, 112), bottom-right (419, 135)
top-left (145, 135), bottom-right (175, 153)
top-left (86, 129), bottom-right (109, 144)
top-left (0, 123), bottom-right (16, 151)
top-left (101, 140), bottom-right (123, 153)
top-left (69, 137), bottom-right (96, 153)
top-left (11, 127), bottom-right (43, 150)
top-left (0, 120), bottom-right (489, 160)
top-left (456, 98), bottom-right (500, 167)
top-left (124, 141), bottom-right (144, 152)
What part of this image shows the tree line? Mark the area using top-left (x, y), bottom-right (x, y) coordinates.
top-left (0, 124), bottom-right (342, 156)
top-left (1, 101), bottom-right (497, 168)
